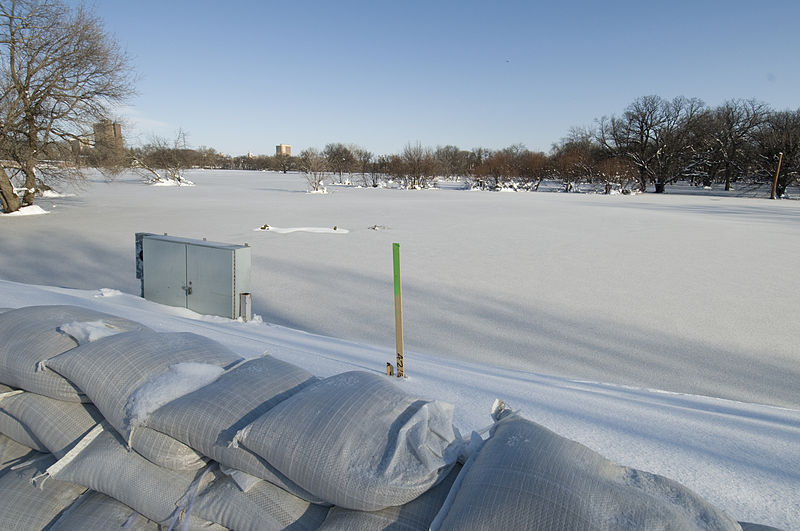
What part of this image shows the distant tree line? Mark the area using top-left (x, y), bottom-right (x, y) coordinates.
top-left (218, 96), bottom-right (799, 197)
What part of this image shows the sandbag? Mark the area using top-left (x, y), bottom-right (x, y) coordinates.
top-left (46, 424), bottom-right (221, 529)
top-left (146, 355), bottom-right (321, 498)
top-left (192, 468), bottom-right (330, 531)
top-left (0, 433), bottom-right (41, 478)
top-left (320, 462), bottom-right (461, 530)
top-left (233, 370), bottom-right (460, 511)
top-left (0, 454), bottom-right (87, 530)
top-left (431, 412), bottom-right (741, 531)
top-left (0, 305), bottom-right (150, 401)
top-left (49, 491), bottom-right (160, 530)
top-left (0, 390), bottom-right (103, 457)
top-left (44, 329), bottom-right (243, 470)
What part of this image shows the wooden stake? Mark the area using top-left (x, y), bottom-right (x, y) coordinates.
top-left (771, 152), bottom-right (784, 200)
top-left (393, 243), bottom-right (404, 378)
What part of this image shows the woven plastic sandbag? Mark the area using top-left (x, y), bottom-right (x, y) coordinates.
top-left (192, 468), bottom-right (330, 531)
top-left (0, 454), bottom-right (87, 530)
top-left (0, 390), bottom-right (103, 457)
top-left (46, 424), bottom-right (222, 529)
top-left (320, 462), bottom-right (461, 530)
top-left (0, 433), bottom-right (42, 478)
top-left (146, 355), bottom-right (321, 498)
top-left (49, 491), bottom-right (160, 531)
top-left (234, 370), bottom-right (460, 511)
top-left (0, 305), bottom-right (150, 401)
top-left (45, 330), bottom-right (243, 470)
top-left (432, 413), bottom-right (741, 531)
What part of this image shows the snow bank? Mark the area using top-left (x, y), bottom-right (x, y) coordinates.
top-left (0, 204), bottom-right (49, 216)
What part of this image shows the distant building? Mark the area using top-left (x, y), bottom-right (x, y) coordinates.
top-left (276, 144), bottom-right (292, 156)
top-left (93, 119), bottom-right (123, 153)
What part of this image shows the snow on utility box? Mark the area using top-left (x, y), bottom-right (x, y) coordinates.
top-left (138, 233), bottom-right (251, 319)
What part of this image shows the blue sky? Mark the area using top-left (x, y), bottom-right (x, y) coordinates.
top-left (87, 0), bottom-right (800, 156)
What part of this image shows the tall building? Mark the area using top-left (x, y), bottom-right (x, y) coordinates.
top-left (276, 144), bottom-right (292, 156)
top-left (93, 119), bottom-right (123, 152)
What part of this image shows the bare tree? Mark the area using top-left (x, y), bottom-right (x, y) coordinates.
top-left (753, 109), bottom-right (800, 198)
top-left (0, 0), bottom-right (134, 211)
top-left (709, 99), bottom-right (767, 190)
top-left (401, 142), bottom-right (436, 188)
top-left (351, 146), bottom-right (374, 186)
top-left (130, 129), bottom-right (194, 184)
top-left (597, 95), bottom-right (705, 192)
top-left (299, 147), bottom-right (327, 192)
top-left (274, 152), bottom-right (294, 173)
top-left (323, 142), bottom-right (355, 183)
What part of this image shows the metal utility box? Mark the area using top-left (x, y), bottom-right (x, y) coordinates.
top-left (137, 233), bottom-right (251, 319)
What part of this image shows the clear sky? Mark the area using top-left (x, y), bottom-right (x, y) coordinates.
top-left (86, 0), bottom-right (800, 156)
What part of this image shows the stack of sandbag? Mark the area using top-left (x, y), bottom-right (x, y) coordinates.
top-left (0, 304), bottom-right (464, 530)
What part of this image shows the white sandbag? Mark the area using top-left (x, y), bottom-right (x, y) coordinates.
top-left (233, 370), bottom-right (460, 511)
top-left (0, 454), bottom-right (87, 530)
top-left (145, 355), bottom-right (321, 498)
top-left (320, 462), bottom-right (461, 530)
top-left (0, 433), bottom-right (42, 478)
top-left (49, 490), bottom-right (160, 530)
top-left (46, 423), bottom-right (221, 529)
top-left (0, 390), bottom-right (47, 451)
top-left (44, 329), bottom-right (243, 470)
top-left (0, 390), bottom-right (103, 457)
top-left (192, 468), bottom-right (330, 531)
top-left (0, 305), bottom-right (150, 401)
top-left (431, 411), bottom-right (741, 531)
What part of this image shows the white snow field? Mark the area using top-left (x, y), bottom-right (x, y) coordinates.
top-left (1, 169), bottom-right (799, 528)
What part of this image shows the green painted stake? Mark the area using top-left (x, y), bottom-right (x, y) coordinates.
top-left (393, 243), bottom-right (404, 378)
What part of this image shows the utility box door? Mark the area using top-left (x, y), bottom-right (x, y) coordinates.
top-left (142, 237), bottom-right (188, 309)
top-left (187, 245), bottom-right (235, 318)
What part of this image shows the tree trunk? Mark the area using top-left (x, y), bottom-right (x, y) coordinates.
top-left (654, 181), bottom-right (666, 193)
top-left (0, 169), bottom-right (21, 213)
top-left (22, 163), bottom-right (37, 206)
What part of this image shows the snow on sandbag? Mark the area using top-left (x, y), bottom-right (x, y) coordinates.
top-left (191, 467), bottom-right (330, 531)
top-left (0, 305), bottom-right (150, 401)
top-left (0, 433), bottom-right (43, 478)
top-left (431, 408), bottom-right (741, 531)
top-left (48, 491), bottom-right (160, 531)
top-left (145, 355), bottom-right (322, 500)
top-left (0, 454), bottom-right (87, 530)
top-left (0, 390), bottom-right (103, 457)
top-left (232, 370), bottom-right (461, 511)
top-left (320, 462), bottom-right (462, 531)
top-left (44, 423), bottom-right (223, 529)
top-left (44, 330), bottom-right (244, 470)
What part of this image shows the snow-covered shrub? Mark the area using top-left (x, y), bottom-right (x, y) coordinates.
top-left (44, 330), bottom-right (243, 470)
top-left (0, 305), bottom-right (150, 401)
top-left (232, 370), bottom-right (460, 511)
top-left (431, 411), bottom-right (741, 530)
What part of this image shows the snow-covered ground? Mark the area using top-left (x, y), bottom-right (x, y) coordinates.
top-left (1, 170), bottom-right (799, 528)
